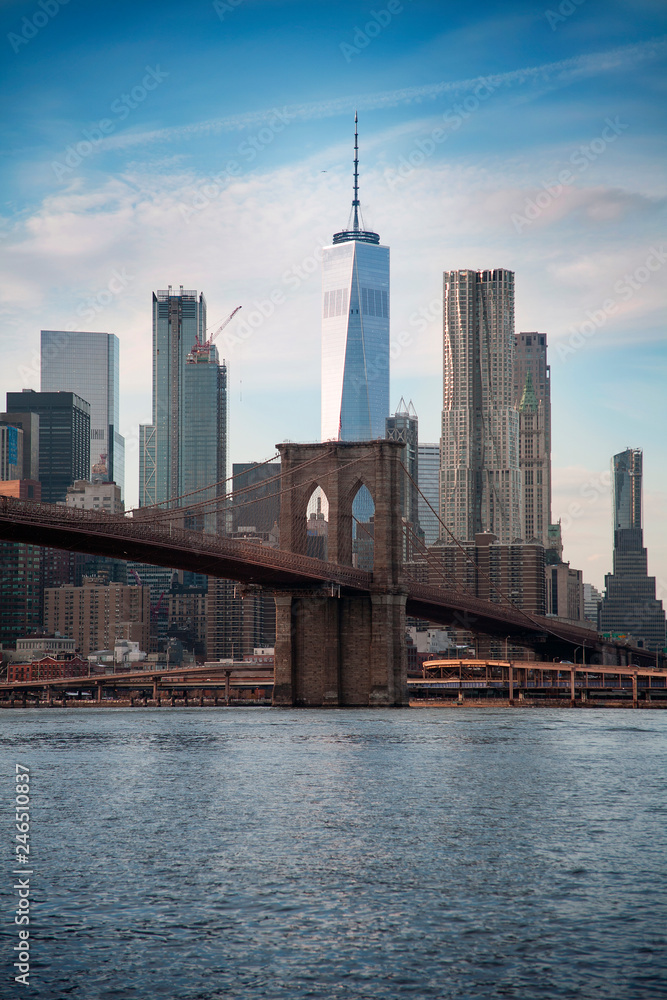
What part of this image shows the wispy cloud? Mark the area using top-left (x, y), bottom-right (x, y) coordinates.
top-left (103, 36), bottom-right (667, 151)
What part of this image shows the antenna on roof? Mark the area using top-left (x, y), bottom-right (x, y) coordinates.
top-left (352, 110), bottom-right (359, 232)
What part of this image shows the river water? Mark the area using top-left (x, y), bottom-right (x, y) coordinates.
top-left (1, 707), bottom-right (666, 999)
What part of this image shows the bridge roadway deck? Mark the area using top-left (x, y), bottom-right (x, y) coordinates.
top-left (0, 496), bottom-right (658, 663)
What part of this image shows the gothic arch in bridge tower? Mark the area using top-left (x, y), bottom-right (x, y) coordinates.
top-left (345, 479), bottom-right (375, 572)
top-left (277, 440), bottom-right (403, 586)
top-left (274, 440), bottom-right (408, 707)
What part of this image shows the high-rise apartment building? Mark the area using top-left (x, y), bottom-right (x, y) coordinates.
top-left (7, 390), bottom-right (90, 503)
top-left (440, 268), bottom-right (521, 543)
top-left (0, 542), bottom-right (42, 646)
top-left (417, 443), bottom-right (441, 547)
top-left (140, 286), bottom-right (207, 508)
top-left (514, 332), bottom-right (551, 544)
top-left (44, 579), bottom-right (150, 656)
top-left (600, 448), bottom-right (665, 650)
top-left (41, 331), bottom-right (125, 496)
top-left (321, 115), bottom-right (389, 442)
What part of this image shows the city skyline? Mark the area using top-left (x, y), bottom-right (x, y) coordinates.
top-left (0, 0), bottom-right (665, 589)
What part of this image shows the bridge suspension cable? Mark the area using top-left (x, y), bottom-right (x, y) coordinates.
top-left (400, 464), bottom-right (570, 643)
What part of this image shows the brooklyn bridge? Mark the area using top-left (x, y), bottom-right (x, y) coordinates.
top-left (0, 440), bottom-right (660, 706)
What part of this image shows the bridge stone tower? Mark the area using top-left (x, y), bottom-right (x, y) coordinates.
top-left (274, 441), bottom-right (408, 707)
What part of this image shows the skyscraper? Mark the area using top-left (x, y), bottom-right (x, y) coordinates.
top-left (440, 268), bottom-right (521, 543)
top-left (40, 331), bottom-right (125, 496)
top-left (514, 332), bottom-right (551, 544)
top-left (418, 443), bottom-right (441, 547)
top-left (181, 342), bottom-right (228, 533)
top-left (139, 287), bottom-right (207, 508)
top-left (600, 448), bottom-right (665, 651)
top-left (321, 114), bottom-right (389, 442)
top-left (385, 399), bottom-right (421, 557)
top-left (6, 390), bottom-right (90, 503)
top-left (612, 446), bottom-right (642, 531)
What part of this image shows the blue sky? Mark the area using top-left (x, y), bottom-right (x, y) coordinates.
top-left (1, 0), bottom-right (665, 590)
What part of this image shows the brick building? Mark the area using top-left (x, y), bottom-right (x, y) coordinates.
top-left (44, 579), bottom-right (150, 656)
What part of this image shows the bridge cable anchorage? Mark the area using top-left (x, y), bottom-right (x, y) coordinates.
top-left (131, 447), bottom-right (342, 526)
top-left (402, 465), bottom-right (574, 646)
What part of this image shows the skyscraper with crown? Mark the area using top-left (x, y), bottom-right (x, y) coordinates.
top-left (321, 114), bottom-right (390, 442)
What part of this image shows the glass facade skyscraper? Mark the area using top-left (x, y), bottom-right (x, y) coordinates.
top-left (40, 331), bottom-right (125, 496)
top-left (418, 443), bottom-right (441, 547)
top-left (7, 390), bottom-right (90, 503)
top-left (181, 344), bottom-right (228, 533)
top-left (613, 447), bottom-right (642, 531)
top-left (140, 287), bottom-right (227, 535)
top-left (600, 448), bottom-right (665, 651)
top-left (321, 116), bottom-right (389, 442)
top-left (140, 287), bottom-right (207, 508)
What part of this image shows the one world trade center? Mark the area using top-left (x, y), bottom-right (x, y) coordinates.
top-left (321, 114), bottom-right (390, 442)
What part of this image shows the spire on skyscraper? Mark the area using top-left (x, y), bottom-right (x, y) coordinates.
top-left (333, 113), bottom-right (379, 246)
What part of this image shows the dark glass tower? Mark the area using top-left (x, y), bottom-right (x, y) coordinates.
top-left (40, 331), bottom-right (125, 497)
top-left (6, 390), bottom-right (90, 503)
top-left (600, 449), bottom-right (665, 651)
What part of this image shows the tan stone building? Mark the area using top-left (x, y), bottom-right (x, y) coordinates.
top-left (514, 332), bottom-right (551, 545)
top-left (44, 578), bottom-right (150, 656)
top-left (65, 479), bottom-right (124, 513)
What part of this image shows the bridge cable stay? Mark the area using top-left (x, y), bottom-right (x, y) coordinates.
top-left (124, 451), bottom-right (281, 514)
top-left (400, 464), bottom-right (576, 644)
top-left (77, 453), bottom-right (371, 532)
top-left (131, 448), bottom-right (348, 526)
top-left (350, 512), bottom-right (470, 596)
top-left (399, 513), bottom-right (581, 649)
top-left (400, 519), bottom-right (475, 596)
top-left (115, 450), bottom-right (337, 527)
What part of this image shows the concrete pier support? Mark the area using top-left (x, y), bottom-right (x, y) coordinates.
top-left (274, 587), bottom-right (407, 707)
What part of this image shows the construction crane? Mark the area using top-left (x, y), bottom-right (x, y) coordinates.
top-left (193, 306), bottom-right (242, 354)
